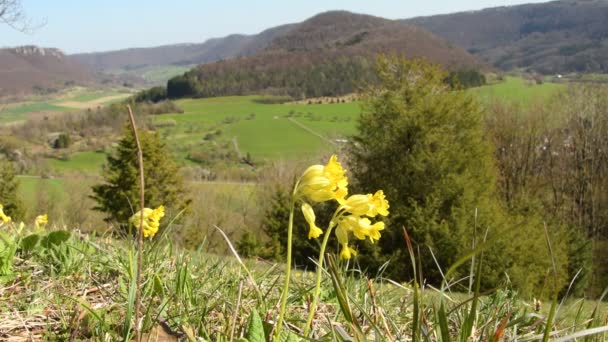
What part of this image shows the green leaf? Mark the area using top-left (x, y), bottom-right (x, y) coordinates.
top-left (153, 273), bottom-right (165, 297)
top-left (245, 309), bottom-right (265, 342)
top-left (41, 231), bottom-right (71, 248)
top-left (20, 234), bottom-right (41, 253)
top-left (278, 329), bottom-right (300, 342)
top-left (0, 231), bottom-right (17, 276)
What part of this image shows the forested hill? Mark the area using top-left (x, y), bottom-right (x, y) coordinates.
top-left (403, 0), bottom-right (608, 73)
top-left (163, 11), bottom-right (483, 99)
top-left (70, 24), bottom-right (296, 72)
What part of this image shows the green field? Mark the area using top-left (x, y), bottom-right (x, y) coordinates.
top-left (2, 76), bottom-right (574, 173)
top-left (67, 90), bottom-right (124, 102)
top-left (154, 96), bottom-right (361, 160)
top-left (46, 151), bottom-right (108, 174)
top-left (0, 88), bottom-right (131, 124)
top-left (18, 176), bottom-right (66, 200)
top-left (470, 76), bottom-right (566, 104)
top-left (106, 64), bottom-right (194, 84)
top-left (0, 103), bottom-right (74, 123)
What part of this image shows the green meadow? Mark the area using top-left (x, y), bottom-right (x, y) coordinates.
top-left (0, 103), bottom-right (73, 123)
top-left (154, 96), bottom-right (360, 160)
top-left (470, 76), bottom-right (566, 104)
top-left (5, 77), bottom-right (572, 174)
top-left (0, 88), bottom-right (131, 124)
top-left (46, 151), bottom-right (108, 174)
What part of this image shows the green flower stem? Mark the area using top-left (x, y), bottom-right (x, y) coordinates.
top-left (304, 208), bottom-right (343, 336)
top-left (275, 182), bottom-right (299, 340)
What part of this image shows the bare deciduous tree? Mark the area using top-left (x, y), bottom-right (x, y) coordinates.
top-left (0, 0), bottom-right (44, 32)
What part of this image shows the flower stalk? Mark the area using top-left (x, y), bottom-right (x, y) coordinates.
top-left (274, 181), bottom-right (298, 341)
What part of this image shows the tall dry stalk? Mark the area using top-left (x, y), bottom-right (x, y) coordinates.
top-left (127, 105), bottom-right (145, 342)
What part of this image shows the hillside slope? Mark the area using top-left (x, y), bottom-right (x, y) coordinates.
top-left (0, 46), bottom-right (92, 96)
top-left (70, 24), bottom-right (296, 71)
top-left (170, 11), bottom-right (483, 99)
top-left (403, 0), bottom-right (608, 73)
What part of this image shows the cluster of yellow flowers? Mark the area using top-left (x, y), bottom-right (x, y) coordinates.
top-left (129, 205), bottom-right (165, 238)
top-left (295, 155), bottom-right (389, 259)
top-left (0, 204), bottom-right (11, 224)
top-left (0, 204), bottom-right (49, 231)
top-left (35, 214), bottom-right (48, 230)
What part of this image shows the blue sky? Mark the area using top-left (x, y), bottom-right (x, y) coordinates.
top-left (1, 0), bottom-right (551, 54)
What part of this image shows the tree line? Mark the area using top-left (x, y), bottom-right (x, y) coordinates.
top-left (134, 55), bottom-right (485, 102)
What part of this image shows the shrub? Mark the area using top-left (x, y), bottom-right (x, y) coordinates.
top-left (53, 133), bottom-right (71, 149)
top-left (134, 86), bottom-right (167, 103)
top-left (0, 160), bottom-right (24, 221)
top-left (91, 125), bottom-right (190, 232)
top-left (348, 56), bottom-right (567, 292)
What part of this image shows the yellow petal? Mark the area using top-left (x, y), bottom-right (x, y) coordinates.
top-left (302, 203), bottom-right (323, 239)
top-left (343, 194), bottom-right (372, 216)
top-left (340, 244), bottom-right (357, 260)
top-left (368, 190), bottom-right (389, 217)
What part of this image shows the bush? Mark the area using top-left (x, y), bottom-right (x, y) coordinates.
top-left (0, 160), bottom-right (24, 221)
top-left (167, 74), bottom-right (200, 98)
top-left (53, 133), bottom-right (71, 149)
top-left (134, 86), bottom-right (167, 103)
top-left (348, 56), bottom-right (567, 292)
top-left (91, 125), bottom-right (190, 232)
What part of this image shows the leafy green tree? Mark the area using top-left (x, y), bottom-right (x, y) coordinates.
top-left (53, 133), bottom-right (71, 149)
top-left (167, 74), bottom-right (200, 99)
top-left (91, 125), bottom-right (190, 232)
top-left (134, 86), bottom-right (167, 103)
top-left (0, 159), bottom-right (24, 221)
top-left (348, 56), bottom-right (566, 291)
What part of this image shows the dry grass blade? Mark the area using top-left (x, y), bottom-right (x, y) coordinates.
top-left (127, 104), bottom-right (145, 342)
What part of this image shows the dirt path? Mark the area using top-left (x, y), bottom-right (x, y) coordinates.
top-left (232, 137), bottom-right (243, 158)
top-left (57, 94), bottom-right (131, 109)
top-left (287, 117), bottom-right (336, 145)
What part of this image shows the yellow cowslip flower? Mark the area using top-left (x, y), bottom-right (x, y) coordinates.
top-left (340, 243), bottom-right (357, 260)
top-left (129, 205), bottom-right (165, 238)
top-left (35, 214), bottom-right (48, 230)
top-left (302, 203), bottom-right (323, 239)
top-left (368, 190), bottom-right (389, 217)
top-left (339, 190), bottom-right (389, 218)
top-left (0, 204), bottom-right (11, 224)
top-left (297, 155), bottom-right (348, 203)
top-left (337, 215), bottom-right (384, 243)
top-left (367, 221), bottom-right (385, 243)
top-left (339, 194), bottom-right (371, 216)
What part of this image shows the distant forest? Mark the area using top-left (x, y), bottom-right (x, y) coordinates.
top-left (136, 56), bottom-right (485, 102)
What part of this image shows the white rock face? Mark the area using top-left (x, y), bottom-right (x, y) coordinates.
top-left (13, 45), bottom-right (65, 59)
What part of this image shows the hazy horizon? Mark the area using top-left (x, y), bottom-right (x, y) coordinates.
top-left (1, 0), bottom-right (552, 54)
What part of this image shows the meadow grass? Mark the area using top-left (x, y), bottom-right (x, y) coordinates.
top-left (17, 176), bottom-right (68, 204)
top-left (140, 65), bottom-right (194, 83)
top-left (66, 90), bottom-right (125, 102)
top-left (0, 103), bottom-right (73, 123)
top-left (0, 220), bottom-right (605, 341)
top-left (45, 151), bottom-right (108, 174)
top-left (0, 88), bottom-right (130, 124)
top-left (153, 96), bottom-right (359, 161)
top-left (469, 76), bottom-right (566, 105)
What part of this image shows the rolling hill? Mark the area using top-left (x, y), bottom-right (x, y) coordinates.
top-left (69, 24), bottom-right (296, 73)
top-left (403, 0), bottom-right (608, 73)
top-left (165, 11), bottom-right (484, 99)
top-left (0, 46), bottom-right (93, 96)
